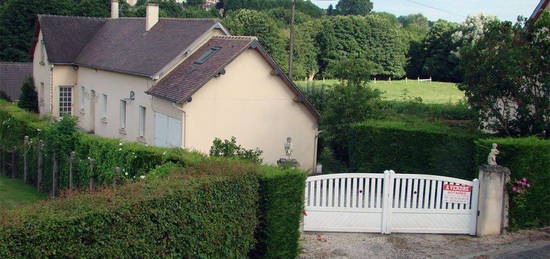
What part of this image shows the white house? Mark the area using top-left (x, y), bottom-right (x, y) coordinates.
top-left (33, 1), bottom-right (319, 170)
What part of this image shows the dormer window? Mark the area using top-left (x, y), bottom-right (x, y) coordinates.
top-left (194, 47), bottom-right (221, 64)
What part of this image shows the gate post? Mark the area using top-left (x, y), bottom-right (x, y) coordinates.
top-left (476, 165), bottom-right (511, 236)
top-left (381, 170), bottom-right (394, 234)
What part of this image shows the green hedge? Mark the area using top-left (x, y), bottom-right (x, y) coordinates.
top-left (251, 166), bottom-right (306, 259)
top-left (347, 119), bottom-right (480, 179)
top-left (0, 165), bottom-right (259, 258)
top-left (475, 137), bottom-right (550, 229)
top-left (379, 100), bottom-right (477, 121)
top-left (0, 102), bottom-right (307, 257)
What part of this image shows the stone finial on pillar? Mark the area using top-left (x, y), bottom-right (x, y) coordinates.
top-left (476, 164), bottom-right (511, 236)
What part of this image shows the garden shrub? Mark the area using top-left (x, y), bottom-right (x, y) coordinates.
top-left (346, 118), bottom-right (480, 179)
top-left (209, 136), bottom-right (263, 163)
top-left (0, 168), bottom-right (259, 258)
top-left (251, 165), bottom-right (306, 259)
top-left (475, 137), bottom-right (550, 229)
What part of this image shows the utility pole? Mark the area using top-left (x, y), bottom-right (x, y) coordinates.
top-left (288, 0), bottom-right (296, 80)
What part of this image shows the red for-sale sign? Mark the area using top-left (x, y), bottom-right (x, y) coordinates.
top-left (442, 184), bottom-right (471, 204)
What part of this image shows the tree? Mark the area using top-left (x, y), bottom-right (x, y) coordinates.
top-left (398, 13), bottom-right (430, 42)
top-left (416, 20), bottom-right (461, 81)
top-left (335, 0), bottom-right (373, 16)
top-left (18, 77), bottom-right (38, 113)
top-left (223, 9), bottom-right (286, 69)
top-left (327, 4), bottom-right (334, 16)
top-left (291, 19), bottom-right (321, 80)
top-left (0, 0), bottom-right (113, 62)
top-left (321, 56), bottom-right (381, 165)
top-left (459, 14), bottom-right (550, 138)
top-left (0, 91), bottom-right (11, 102)
top-left (317, 15), bottom-right (407, 78)
top-left (222, 0), bottom-right (324, 18)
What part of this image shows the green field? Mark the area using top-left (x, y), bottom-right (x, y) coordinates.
top-left (296, 80), bottom-right (465, 104)
top-left (0, 175), bottom-right (45, 210)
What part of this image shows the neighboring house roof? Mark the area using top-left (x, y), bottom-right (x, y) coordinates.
top-left (146, 36), bottom-right (320, 120)
top-left (35, 15), bottom-right (223, 77)
top-left (529, 0), bottom-right (549, 23)
top-left (0, 62), bottom-right (32, 101)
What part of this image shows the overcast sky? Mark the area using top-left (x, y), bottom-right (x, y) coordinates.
top-left (311, 0), bottom-right (541, 23)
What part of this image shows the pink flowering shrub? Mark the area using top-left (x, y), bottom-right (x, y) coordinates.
top-left (511, 177), bottom-right (531, 194)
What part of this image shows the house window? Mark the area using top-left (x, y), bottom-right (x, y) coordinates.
top-left (102, 94), bottom-right (108, 117)
top-left (120, 100), bottom-right (127, 129)
top-left (139, 106), bottom-right (146, 137)
top-left (194, 47), bottom-right (221, 64)
top-left (40, 40), bottom-right (45, 65)
top-left (59, 86), bottom-right (72, 116)
top-left (80, 86), bottom-right (85, 109)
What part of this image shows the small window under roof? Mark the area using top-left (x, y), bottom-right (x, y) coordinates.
top-left (194, 47), bottom-right (221, 64)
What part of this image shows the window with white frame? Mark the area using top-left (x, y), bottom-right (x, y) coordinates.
top-left (102, 94), bottom-right (108, 117)
top-left (139, 105), bottom-right (146, 137)
top-left (80, 86), bottom-right (85, 109)
top-left (120, 100), bottom-right (127, 129)
top-left (59, 86), bottom-right (72, 116)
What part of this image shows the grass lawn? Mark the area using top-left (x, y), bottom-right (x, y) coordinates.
top-left (296, 80), bottom-right (465, 104)
top-left (0, 175), bottom-right (45, 210)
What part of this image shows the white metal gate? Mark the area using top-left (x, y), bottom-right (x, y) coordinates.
top-left (304, 171), bottom-right (479, 235)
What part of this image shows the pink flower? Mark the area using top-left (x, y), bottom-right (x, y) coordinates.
top-left (526, 184), bottom-right (531, 188)
top-left (522, 177), bottom-right (527, 182)
top-left (512, 186), bottom-right (518, 192)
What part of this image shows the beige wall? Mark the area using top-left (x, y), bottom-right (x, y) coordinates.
top-left (76, 67), bottom-right (176, 145)
top-left (33, 31), bottom-right (52, 115)
top-left (181, 49), bottom-right (319, 170)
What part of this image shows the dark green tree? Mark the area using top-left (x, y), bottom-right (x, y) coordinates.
top-left (223, 9), bottom-right (286, 69)
top-left (459, 14), bottom-right (550, 138)
top-left (318, 15), bottom-right (407, 78)
top-left (222, 0), bottom-right (324, 18)
top-left (327, 4), bottom-right (334, 16)
top-left (335, 0), bottom-right (373, 16)
top-left (0, 91), bottom-right (11, 102)
top-left (416, 20), bottom-right (460, 81)
top-left (292, 19), bottom-right (322, 80)
top-left (17, 77), bottom-right (38, 113)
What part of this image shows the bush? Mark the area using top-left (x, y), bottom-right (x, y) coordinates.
top-left (475, 137), bottom-right (550, 229)
top-left (251, 165), bottom-right (307, 259)
top-left (0, 166), bottom-right (259, 258)
top-left (209, 136), bottom-right (263, 163)
top-left (17, 77), bottom-right (38, 113)
top-left (346, 118), bottom-right (480, 179)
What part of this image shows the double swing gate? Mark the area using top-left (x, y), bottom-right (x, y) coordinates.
top-left (304, 170), bottom-right (479, 235)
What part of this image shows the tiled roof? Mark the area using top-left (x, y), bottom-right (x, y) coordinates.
top-left (147, 36), bottom-right (320, 120)
top-left (37, 15), bottom-right (219, 77)
top-left (0, 62), bottom-right (32, 101)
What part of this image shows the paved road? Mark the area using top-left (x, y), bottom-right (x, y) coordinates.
top-left (300, 228), bottom-right (550, 259)
top-left (496, 244), bottom-right (550, 259)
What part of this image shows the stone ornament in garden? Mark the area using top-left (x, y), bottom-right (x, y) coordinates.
top-left (487, 143), bottom-right (499, 165)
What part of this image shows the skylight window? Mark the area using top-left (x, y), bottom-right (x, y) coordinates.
top-left (194, 47), bottom-right (221, 64)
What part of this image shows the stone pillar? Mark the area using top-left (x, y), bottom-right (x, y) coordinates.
top-left (476, 164), bottom-right (511, 236)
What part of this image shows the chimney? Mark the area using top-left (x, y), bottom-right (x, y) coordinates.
top-left (111, 0), bottom-right (119, 19)
top-left (146, 4), bottom-right (159, 31)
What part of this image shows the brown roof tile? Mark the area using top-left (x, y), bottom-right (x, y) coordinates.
top-left (0, 62), bottom-right (32, 101)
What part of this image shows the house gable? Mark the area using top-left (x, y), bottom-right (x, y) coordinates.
top-left (147, 35), bottom-right (320, 121)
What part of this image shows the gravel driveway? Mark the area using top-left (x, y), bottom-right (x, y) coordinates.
top-left (300, 228), bottom-right (550, 259)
